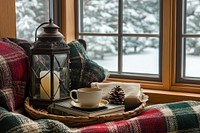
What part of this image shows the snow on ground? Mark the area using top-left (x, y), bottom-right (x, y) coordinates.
top-left (93, 48), bottom-right (200, 78)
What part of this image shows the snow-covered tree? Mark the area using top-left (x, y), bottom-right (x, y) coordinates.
top-left (185, 0), bottom-right (200, 55)
top-left (16, 0), bottom-right (49, 41)
top-left (16, 0), bottom-right (200, 56)
top-left (123, 0), bottom-right (159, 54)
top-left (81, 0), bottom-right (160, 59)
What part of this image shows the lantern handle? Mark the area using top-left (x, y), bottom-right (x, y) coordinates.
top-left (35, 22), bottom-right (49, 42)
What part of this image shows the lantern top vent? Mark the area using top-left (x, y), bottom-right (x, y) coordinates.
top-left (38, 19), bottom-right (63, 40)
top-left (33, 19), bottom-right (69, 51)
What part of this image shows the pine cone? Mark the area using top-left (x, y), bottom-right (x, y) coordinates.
top-left (108, 86), bottom-right (125, 105)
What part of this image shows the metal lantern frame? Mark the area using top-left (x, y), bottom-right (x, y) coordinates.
top-left (30, 19), bottom-right (70, 108)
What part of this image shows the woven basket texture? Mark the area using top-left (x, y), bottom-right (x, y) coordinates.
top-left (24, 97), bottom-right (146, 127)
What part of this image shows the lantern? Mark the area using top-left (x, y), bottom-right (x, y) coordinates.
top-left (30, 19), bottom-right (70, 108)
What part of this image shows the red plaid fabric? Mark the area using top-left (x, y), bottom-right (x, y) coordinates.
top-left (78, 101), bottom-right (200, 133)
top-left (0, 38), bottom-right (30, 111)
top-left (79, 109), bottom-right (166, 133)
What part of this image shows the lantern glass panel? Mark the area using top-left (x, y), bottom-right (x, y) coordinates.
top-left (32, 54), bottom-right (51, 99)
top-left (31, 53), bottom-right (70, 100)
top-left (54, 54), bottom-right (70, 98)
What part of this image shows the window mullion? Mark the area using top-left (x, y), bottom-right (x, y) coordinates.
top-left (52, 0), bottom-right (62, 28)
top-left (182, 0), bottom-right (187, 78)
top-left (118, 0), bottom-right (123, 74)
top-left (79, 0), bottom-right (84, 33)
top-left (61, 0), bottom-right (75, 42)
top-left (49, 0), bottom-right (53, 19)
top-left (162, 0), bottom-right (173, 90)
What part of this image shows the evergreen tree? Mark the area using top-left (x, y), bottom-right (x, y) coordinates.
top-left (123, 0), bottom-right (159, 54)
top-left (16, 0), bottom-right (49, 41)
top-left (16, 0), bottom-right (200, 56)
top-left (82, 0), bottom-right (160, 58)
top-left (185, 0), bottom-right (200, 55)
top-left (82, 0), bottom-right (118, 59)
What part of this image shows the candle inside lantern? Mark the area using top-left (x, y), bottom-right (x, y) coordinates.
top-left (40, 71), bottom-right (60, 99)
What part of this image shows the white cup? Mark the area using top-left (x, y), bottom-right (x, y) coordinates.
top-left (70, 88), bottom-right (102, 107)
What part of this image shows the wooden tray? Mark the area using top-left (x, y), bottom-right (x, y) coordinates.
top-left (24, 97), bottom-right (146, 127)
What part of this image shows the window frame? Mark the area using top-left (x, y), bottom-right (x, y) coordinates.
top-left (75, 0), bottom-right (163, 82)
top-left (60, 0), bottom-right (200, 103)
top-left (52, 0), bottom-right (62, 28)
top-left (176, 0), bottom-right (200, 84)
top-left (170, 0), bottom-right (200, 94)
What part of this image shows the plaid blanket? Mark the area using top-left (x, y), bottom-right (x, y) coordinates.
top-left (0, 101), bottom-right (200, 133)
top-left (0, 38), bottom-right (30, 112)
top-left (78, 101), bottom-right (200, 133)
top-left (0, 106), bottom-right (73, 133)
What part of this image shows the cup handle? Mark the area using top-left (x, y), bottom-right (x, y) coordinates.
top-left (70, 90), bottom-right (79, 103)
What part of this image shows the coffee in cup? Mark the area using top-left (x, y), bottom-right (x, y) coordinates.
top-left (70, 88), bottom-right (102, 107)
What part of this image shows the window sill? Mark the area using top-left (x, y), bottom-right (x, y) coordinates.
top-left (144, 89), bottom-right (200, 104)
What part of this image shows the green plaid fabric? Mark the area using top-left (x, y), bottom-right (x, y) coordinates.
top-left (0, 107), bottom-right (74, 133)
top-left (159, 101), bottom-right (200, 132)
top-left (68, 40), bottom-right (108, 89)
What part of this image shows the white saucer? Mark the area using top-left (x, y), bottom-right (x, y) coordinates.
top-left (71, 99), bottom-right (109, 109)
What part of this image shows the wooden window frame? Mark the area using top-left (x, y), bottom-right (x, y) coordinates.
top-left (0, 0), bottom-right (16, 38)
top-left (176, 0), bottom-right (200, 84)
top-left (58, 0), bottom-right (200, 103)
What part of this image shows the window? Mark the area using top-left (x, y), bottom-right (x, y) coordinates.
top-left (76, 0), bottom-right (161, 81)
top-left (176, 0), bottom-right (200, 84)
top-left (15, 0), bottom-right (61, 42)
top-left (74, 0), bottom-right (200, 95)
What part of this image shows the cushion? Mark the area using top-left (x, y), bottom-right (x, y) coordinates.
top-left (68, 39), bottom-right (108, 89)
top-left (8, 38), bottom-right (32, 57)
top-left (0, 38), bottom-right (30, 112)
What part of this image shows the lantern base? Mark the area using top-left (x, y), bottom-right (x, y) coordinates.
top-left (30, 97), bottom-right (70, 109)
